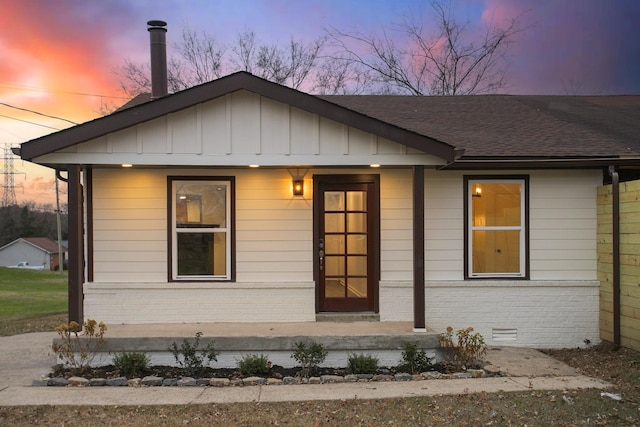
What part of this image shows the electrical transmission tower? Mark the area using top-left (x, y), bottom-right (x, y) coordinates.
top-left (2, 145), bottom-right (24, 207)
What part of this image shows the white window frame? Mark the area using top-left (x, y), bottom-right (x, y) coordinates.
top-left (466, 177), bottom-right (527, 279)
top-left (170, 178), bottom-right (232, 281)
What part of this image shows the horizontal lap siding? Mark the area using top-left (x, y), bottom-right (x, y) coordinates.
top-left (380, 170), bottom-right (413, 281)
top-left (92, 169), bottom-right (167, 282)
top-left (530, 170), bottom-right (599, 280)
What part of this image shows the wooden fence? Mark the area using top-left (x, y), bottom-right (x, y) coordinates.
top-left (598, 179), bottom-right (640, 350)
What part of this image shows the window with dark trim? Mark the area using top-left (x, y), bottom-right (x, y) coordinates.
top-left (169, 177), bottom-right (235, 281)
top-left (464, 175), bottom-right (529, 279)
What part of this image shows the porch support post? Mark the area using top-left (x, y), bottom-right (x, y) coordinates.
top-left (413, 165), bottom-right (426, 332)
top-left (68, 165), bottom-right (84, 325)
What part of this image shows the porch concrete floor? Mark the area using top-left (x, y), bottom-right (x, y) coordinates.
top-left (104, 321), bottom-right (424, 338)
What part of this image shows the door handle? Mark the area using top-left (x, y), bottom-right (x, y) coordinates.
top-left (319, 239), bottom-right (324, 271)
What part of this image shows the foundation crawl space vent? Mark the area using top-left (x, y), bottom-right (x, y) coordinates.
top-left (492, 328), bottom-right (518, 342)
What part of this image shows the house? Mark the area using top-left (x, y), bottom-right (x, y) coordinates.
top-left (0, 237), bottom-right (65, 271)
top-left (14, 24), bottom-right (640, 349)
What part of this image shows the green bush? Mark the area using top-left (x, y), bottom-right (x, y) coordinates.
top-left (168, 332), bottom-right (218, 377)
top-left (291, 340), bottom-right (328, 377)
top-left (238, 354), bottom-right (271, 376)
top-left (347, 353), bottom-right (379, 374)
top-left (399, 342), bottom-right (434, 374)
top-left (113, 351), bottom-right (150, 378)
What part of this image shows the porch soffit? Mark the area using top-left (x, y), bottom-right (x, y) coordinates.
top-left (19, 72), bottom-right (456, 165)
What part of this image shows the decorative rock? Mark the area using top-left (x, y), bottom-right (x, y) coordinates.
top-left (127, 378), bottom-right (141, 387)
top-left (68, 376), bottom-right (90, 387)
top-left (467, 369), bottom-right (484, 378)
top-left (242, 376), bottom-right (266, 386)
top-left (356, 374), bottom-right (373, 380)
top-left (106, 377), bottom-right (128, 387)
top-left (453, 372), bottom-right (472, 379)
top-left (283, 376), bottom-right (298, 385)
top-left (48, 377), bottom-right (68, 387)
top-left (372, 374), bottom-right (394, 382)
top-left (422, 371), bottom-right (442, 380)
top-left (266, 378), bottom-right (283, 385)
top-left (343, 374), bottom-right (358, 382)
top-left (210, 378), bottom-right (230, 387)
top-left (321, 375), bottom-right (344, 384)
top-left (32, 377), bottom-right (50, 387)
top-left (229, 379), bottom-right (243, 387)
top-left (141, 376), bottom-right (163, 386)
top-left (90, 378), bottom-right (107, 386)
top-left (308, 377), bottom-right (321, 384)
top-left (394, 373), bottom-right (413, 382)
top-left (162, 378), bottom-right (177, 387)
top-left (196, 378), bottom-right (210, 386)
top-left (177, 377), bottom-right (197, 386)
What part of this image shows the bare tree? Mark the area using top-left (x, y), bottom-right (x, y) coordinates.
top-left (326, 0), bottom-right (524, 95)
top-left (230, 30), bottom-right (325, 89)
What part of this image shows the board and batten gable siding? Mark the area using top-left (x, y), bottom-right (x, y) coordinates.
top-left (34, 90), bottom-right (444, 167)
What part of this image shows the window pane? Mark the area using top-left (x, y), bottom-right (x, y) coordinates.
top-left (347, 191), bottom-right (366, 211)
top-left (325, 256), bottom-right (345, 276)
top-left (177, 233), bottom-right (212, 275)
top-left (347, 235), bottom-right (367, 254)
top-left (472, 183), bottom-right (520, 227)
top-left (347, 255), bottom-right (367, 276)
top-left (325, 279), bottom-right (345, 297)
top-left (176, 183), bottom-right (227, 228)
top-left (472, 230), bottom-right (520, 274)
top-left (325, 235), bottom-right (344, 254)
top-left (346, 278), bottom-right (367, 298)
top-left (325, 191), bottom-right (344, 211)
top-left (325, 213), bottom-right (345, 232)
top-left (347, 213), bottom-right (366, 233)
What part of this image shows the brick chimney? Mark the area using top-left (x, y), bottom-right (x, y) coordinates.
top-left (147, 20), bottom-right (168, 99)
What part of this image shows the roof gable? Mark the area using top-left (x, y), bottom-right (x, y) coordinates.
top-left (19, 72), bottom-right (457, 163)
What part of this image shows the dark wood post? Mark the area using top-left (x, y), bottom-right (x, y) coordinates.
top-left (67, 165), bottom-right (84, 324)
top-left (413, 165), bottom-right (426, 331)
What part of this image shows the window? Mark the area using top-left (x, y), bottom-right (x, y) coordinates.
top-left (465, 176), bottom-right (528, 279)
top-left (169, 177), bottom-right (234, 281)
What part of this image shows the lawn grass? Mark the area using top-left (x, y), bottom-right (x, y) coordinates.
top-left (0, 267), bottom-right (67, 336)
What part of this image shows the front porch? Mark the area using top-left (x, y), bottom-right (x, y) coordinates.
top-left (89, 321), bottom-right (440, 368)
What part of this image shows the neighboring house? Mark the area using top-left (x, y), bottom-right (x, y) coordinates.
top-left (14, 69), bottom-right (640, 348)
top-left (0, 237), bottom-right (64, 271)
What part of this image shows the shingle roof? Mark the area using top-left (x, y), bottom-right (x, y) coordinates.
top-left (321, 95), bottom-right (640, 159)
top-left (18, 72), bottom-right (640, 167)
top-left (22, 237), bottom-right (60, 253)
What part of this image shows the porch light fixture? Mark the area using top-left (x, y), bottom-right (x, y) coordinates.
top-left (292, 178), bottom-right (304, 196)
top-left (370, 164), bottom-right (381, 168)
top-left (249, 164), bottom-right (260, 168)
top-left (122, 164), bottom-right (133, 168)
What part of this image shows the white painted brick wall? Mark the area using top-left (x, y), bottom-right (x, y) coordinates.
top-left (381, 280), bottom-right (600, 349)
top-left (84, 282), bottom-right (316, 324)
top-left (425, 281), bottom-right (600, 349)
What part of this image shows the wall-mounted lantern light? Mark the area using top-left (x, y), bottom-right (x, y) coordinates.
top-left (292, 178), bottom-right (304, 196)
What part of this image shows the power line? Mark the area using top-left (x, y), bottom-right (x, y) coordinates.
top-left (0, 114), bottom-right (61, 130)
top-left (0, 82), bottom-right (130, 100)
top-left (0, 102), bottom-right (78, 125)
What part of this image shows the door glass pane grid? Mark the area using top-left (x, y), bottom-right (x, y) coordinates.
top-left (323, 190), bottom-right (368, 299)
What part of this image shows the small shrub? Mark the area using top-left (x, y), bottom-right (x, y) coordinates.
top-left (347, 353), bottom-right (379, 374)
top-left (169, 332), bottom-right (218, 377)
top-left (238, 354), bottom-right (271, 376)
top-left (439, 326), bottom-right (487, 371)
top-left (51, 319), bottom-right (108, 375)
top-left (291, 340), bottom-right (328, 377)
top-left (113, 351), bottom-right (150, 378)
top-left (399, 341), bottom-right (434, 374)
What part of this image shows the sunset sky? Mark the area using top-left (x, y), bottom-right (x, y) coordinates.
top-left (1, 0), bottom-right (639, 206)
